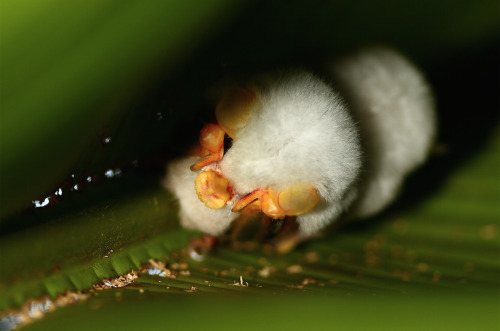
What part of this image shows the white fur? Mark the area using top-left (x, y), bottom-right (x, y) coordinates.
top-left (164, 47), bottom-right (436, 237)
top-left (331, 48), bottom-right (436, 219)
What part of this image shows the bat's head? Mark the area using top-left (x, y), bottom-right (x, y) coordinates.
top-left (190, 71), bottom-right (361, 223)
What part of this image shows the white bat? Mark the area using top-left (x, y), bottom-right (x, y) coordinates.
top-left (164, 47), bottom-right (436, 249)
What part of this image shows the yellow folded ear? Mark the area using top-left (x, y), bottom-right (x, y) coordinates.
top-left (232, 185), bottom-right (319, 219)
top-left (277, 184), bottom-right (320, 216)
top-left (194, 171), bottom-right (230, 209)
top-left (199, 123), bottom-right (225, 153)
top-left (215, 87), bottom-right (256, 139)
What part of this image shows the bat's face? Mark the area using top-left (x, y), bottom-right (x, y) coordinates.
top-left (191, 86), bottom-right (320, 221)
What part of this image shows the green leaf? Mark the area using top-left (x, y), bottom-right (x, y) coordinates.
top-left (0, 0), bottom-right (245, 217)
top-left (4, 128), bottom-right (498, 330)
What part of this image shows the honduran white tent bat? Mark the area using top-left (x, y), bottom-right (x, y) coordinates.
top-left (164, 47), bottom-right (436, 249)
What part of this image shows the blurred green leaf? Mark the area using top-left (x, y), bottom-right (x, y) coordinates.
top-left (0, 0), bottom-right (245, 217)
top-left (22, 292), bottom-right (500, 331)
top-left (2, 127), bottom-right (497, 330)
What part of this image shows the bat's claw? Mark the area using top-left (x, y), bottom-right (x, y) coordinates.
top-left (190, 123), bottom-right (225, 171)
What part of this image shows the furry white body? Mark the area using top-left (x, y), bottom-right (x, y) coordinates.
top-left (164, 48), bottom-right (436, 237)
top-left (332, 48), bottom-right (436, 220)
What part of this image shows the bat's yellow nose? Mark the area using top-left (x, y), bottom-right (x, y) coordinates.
top-left (194, 171), bottom-right (231, 209)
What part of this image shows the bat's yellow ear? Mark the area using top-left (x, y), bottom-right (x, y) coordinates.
top-left (215, 87), bottom-right (256, 139)
top-left (276, 184), bottom-right (320, 216)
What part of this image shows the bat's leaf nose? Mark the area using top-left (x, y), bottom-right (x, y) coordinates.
top-left (194, 171), bottom-right (231, 209)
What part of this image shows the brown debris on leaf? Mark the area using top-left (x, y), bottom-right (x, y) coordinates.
top-left (0, 291), bottom-right (89, 330)
top-left (93, 270), bottom-right (139, 290)
top-left (258, 266), bottom-right (277, 278)
top-left (286, 265), bottom-right (303, 274)
top-left (141, 259), bottom-right (177, 279)
top-left (184, 286), bottom-right (198, 293)
top-left (229, 275), bottom-right (249, 287)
